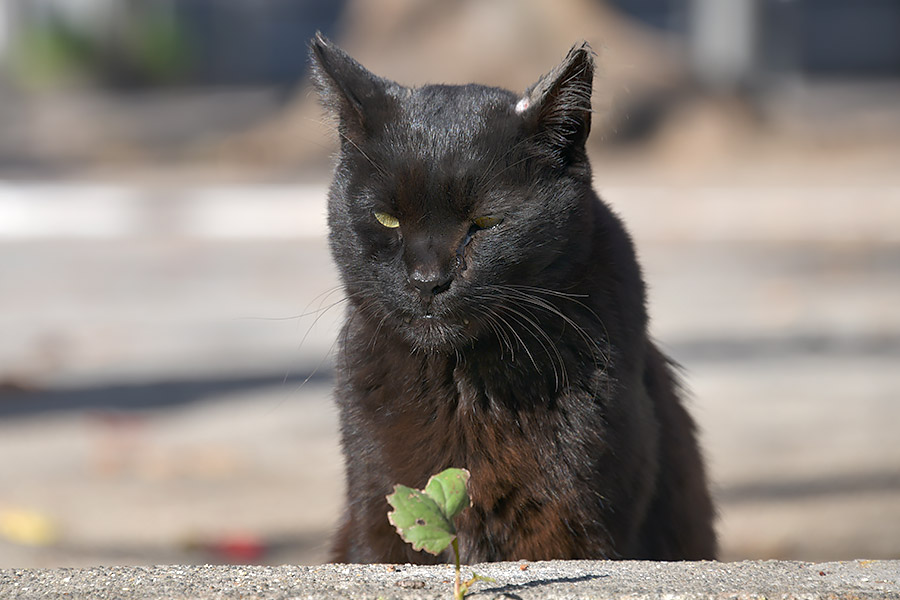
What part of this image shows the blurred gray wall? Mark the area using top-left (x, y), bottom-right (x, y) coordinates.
top-left (5, 0), bottom-right (900, 89)
top-left (174, 0), bottom-right (345, 85)
top-left (611, 0), bottom-right (900, 89)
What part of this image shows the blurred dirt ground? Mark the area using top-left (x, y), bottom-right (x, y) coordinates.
top-left (1, 147), bottom-right (899, 566)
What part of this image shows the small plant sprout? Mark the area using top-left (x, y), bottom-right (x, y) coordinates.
top-left (386, 468), bottom-right (494, 599)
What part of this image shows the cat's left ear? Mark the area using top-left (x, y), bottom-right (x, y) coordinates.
top-left (517, 42), bottom-right (594, 163)
top-left (308, 32), bottom-right (394, 143)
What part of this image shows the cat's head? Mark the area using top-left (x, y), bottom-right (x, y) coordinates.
top-left (310, 34), bottom-right (596, 353)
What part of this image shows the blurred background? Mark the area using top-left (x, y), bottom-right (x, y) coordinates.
top-left (1, 0), bottom-right (898, 567)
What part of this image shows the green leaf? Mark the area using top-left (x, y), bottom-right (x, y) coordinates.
top-left (424, 468), bottom-right (471, 521)
top-left (386, 485), bottom-right (456, 555)
top-left (386, 468), bottom-right (472, 556)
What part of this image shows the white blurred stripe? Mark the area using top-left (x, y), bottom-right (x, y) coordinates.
top-left (180, 185), bottom-right (329, 239)
top-left (607, 186), bottom-right (900, 244)
top-left (0, 182), bottom-right (143, 238)
top-left (1, 181), bottom-right (898, 242)
top-left (0, 182), bottom-right (329, 239)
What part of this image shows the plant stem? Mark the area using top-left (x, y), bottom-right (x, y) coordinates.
top-left (452, 537), bottom-right (462, 600)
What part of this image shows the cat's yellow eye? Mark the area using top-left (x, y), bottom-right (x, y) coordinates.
top-left (473, 215), bottom-right (502, 229)
top-left (374, 211), bottom-right (400, 228)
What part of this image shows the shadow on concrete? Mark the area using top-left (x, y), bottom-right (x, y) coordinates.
top-left (4, 332), bottom-right (897, 418)
top-left (669, 332), bottom-right (900, 362)
top-left (477, 573), bottom-right (610, 599)
top-left (719, 471), bottom-right (900, 504)
top-left (0, 370), bottom-right (333, 418)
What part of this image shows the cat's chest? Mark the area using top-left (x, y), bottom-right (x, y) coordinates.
top-left (355, 348), bottom-right (548, 425)
top-left (354, 349), bottom-right (568, 464)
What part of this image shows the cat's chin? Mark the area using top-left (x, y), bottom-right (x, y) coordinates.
top-left (400, 315), bottom-right (470, 353)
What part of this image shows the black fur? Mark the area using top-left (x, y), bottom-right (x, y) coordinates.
top-left (310, 33), bottom-right (716, 563)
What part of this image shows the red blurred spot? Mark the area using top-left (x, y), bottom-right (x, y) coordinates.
top-left (212, 534), bottom-right (267, 563)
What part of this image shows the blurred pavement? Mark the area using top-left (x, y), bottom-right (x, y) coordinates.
top-left (1, 177), bottom-right (899, 566)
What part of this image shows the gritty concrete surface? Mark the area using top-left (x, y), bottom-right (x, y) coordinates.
top-left (1, 560), bottom-right (898, 599)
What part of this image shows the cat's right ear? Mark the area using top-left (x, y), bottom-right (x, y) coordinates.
top-left (308, 33), bottom-right (393, 142)
top-left (517, 41), bottom-right (595, 166)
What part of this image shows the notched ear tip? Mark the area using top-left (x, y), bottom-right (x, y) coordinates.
top-left (312, 30), bottom-right (329, 47)
top-left (307, 31), bottom-right (337, 75)
top-left (306, 33), bottom-right (358, 99)
top-left (307, 34), bottom-right (382, 94)
top-left (308, 32), bottom-right (364, 85)
top-left (307, 33), bottom-right (328, 82)
top-left (307, 34), bottom-right (395, 141)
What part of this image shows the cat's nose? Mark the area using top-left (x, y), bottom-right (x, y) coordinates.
top-left (409, 268), bottom-right (453, 300)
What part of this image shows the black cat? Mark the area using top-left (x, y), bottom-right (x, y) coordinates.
top-left (309, 33), bottom-right (716, 563)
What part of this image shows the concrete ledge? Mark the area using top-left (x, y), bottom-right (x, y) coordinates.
top-left (2, 560), bottom-right (898, 599)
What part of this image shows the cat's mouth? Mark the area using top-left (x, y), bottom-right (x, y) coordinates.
top-left (400, 311), bottom-right (470, 352)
